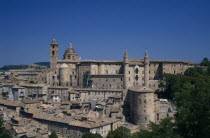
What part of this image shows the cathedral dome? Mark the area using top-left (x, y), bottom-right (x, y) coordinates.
top-left (63, 42), bottom-right (79, 61)
top-left (64, 43), bottom-right (77, 55)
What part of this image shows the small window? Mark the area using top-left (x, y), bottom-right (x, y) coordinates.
top-left (135, 75), bottom-right (139, 81)
top-left (135, 68), bottom-right (139, 74)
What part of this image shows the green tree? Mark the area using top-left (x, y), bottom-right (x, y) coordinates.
top-left (184, 67), bottom-right (206, 77)
top-left (131, 118), bottom-right (181, 138)
top-left (1, 92), bottom-right (7, 98)
top-left (174, 82), bottom-right (210, 138)
top-left (107, 126), bottom-right (131, 138)
top-left (201, 57), bottom-right (209, 66)
top-left (159, 66), bottom-right (210, 138)
top-left (82, 132), bottom-right (102, 138)
top-left (49, 131), bottom-right (58, 138)
top-left (208, 65), bottom-right (210, 75)
top-left (131, 130), bottom-right (152, 138)
top-left (0, 116), bottom-right (12, 138)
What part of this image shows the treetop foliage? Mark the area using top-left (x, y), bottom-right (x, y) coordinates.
top-left (0, 116), bottom-right (12, 138)
top-left (200, 57), bottom-right (210, 66)
top-left (156, 59), bottom-right (210, 138)
top-left (107, 126), bottom-right (131, 138)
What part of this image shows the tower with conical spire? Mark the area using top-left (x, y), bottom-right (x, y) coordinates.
top-left (144, 50), bottom-right (149, 88)
top-left (50, 39), bottom-right (58, 70)
top-left (123, 50), bottom-right (129, 89)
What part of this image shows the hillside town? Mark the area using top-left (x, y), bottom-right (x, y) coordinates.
top-left (0, 39), bottom-right (200, 138)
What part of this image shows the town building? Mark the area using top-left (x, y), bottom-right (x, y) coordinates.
top-left (0, 39), bottom-right (199, 137)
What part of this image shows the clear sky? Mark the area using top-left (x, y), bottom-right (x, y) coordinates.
top-left (0, 0), bottom-right (210, 67)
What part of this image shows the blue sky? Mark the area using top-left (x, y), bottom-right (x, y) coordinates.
top-left (0, 0), bottom-right (210, 67)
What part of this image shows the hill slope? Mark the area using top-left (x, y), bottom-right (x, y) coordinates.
top-left (0, 62), bottom-right (50, 71)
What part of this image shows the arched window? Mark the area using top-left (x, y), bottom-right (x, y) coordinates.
top-left (52, 51), bottom-right (55, 56)
top-left (135, 68), bottom-right (139, 74)
top-left (135, 75), bottom-right (139, 81)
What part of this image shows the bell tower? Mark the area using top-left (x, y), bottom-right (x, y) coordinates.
top-left (50, 39), bottom-right (58, 70)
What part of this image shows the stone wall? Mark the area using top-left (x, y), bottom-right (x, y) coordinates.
top-left (91, 75), bottom-right (123, 89)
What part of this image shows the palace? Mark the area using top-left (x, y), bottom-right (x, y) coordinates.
top-left (0, 39), bottom-right (198, 137)
top-left (49, 39), bottom-right (195, 89)
top-left (48, 39), bottom-right (197, 128)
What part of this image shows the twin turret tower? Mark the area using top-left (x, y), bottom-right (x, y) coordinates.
top-left (123, 50), bottom-right (150, 89)
top-left (144, 50), bottom-right (149, 88)
top-left (123, 51), bottom-right (129, 89)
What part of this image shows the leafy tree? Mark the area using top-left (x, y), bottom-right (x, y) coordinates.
top-left (82, 132), bottom-right (102, 138)
top-left (49, 131), bottom-right (58, 138)
top-left (131, 118), bottom-right (181, 138)
top-left (174, 82), bottom-right (210, 138)
top-left (0, 116), bottom-right (12, 138)
top-left (184, 67), bottom-right (206, 77)
top-left (107, 126), bottom-right (131, 138)
top-left (1, 92), bottom-right (7, 98)
top-left (201, 57), bottom-right (209, 66)
top-left (131, 130), bottom-right (152, 138)
top-left (208, 65), bottom-right (210, 75)
top-left (158, 66), bottom-right (210, 138)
